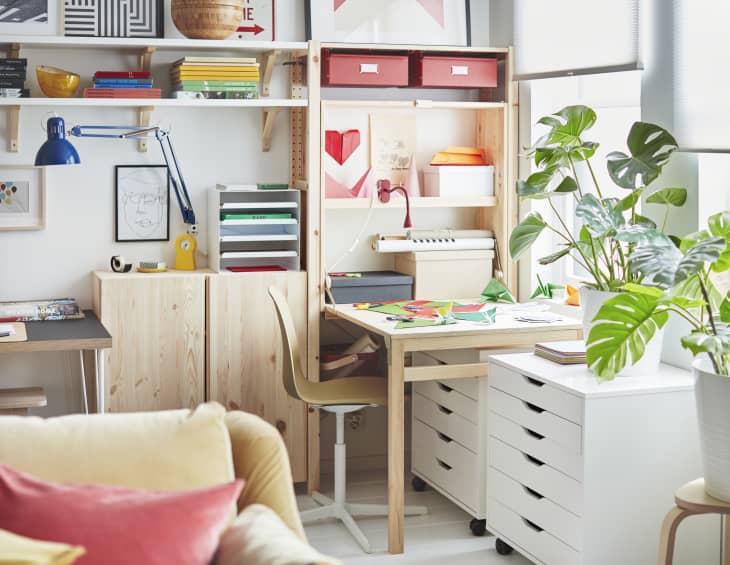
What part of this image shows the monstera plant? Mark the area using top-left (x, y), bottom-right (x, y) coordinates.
top-left (509, 105), bottom-right (686, 292)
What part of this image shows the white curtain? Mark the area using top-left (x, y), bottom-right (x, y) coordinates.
top-left (673, 1), bottom-right (730, 151)
top-left (513, 0), bottom-right (642, 80)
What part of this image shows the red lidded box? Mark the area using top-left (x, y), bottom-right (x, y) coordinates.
top-left (322, 49), bottom-right (409, 87)
top-left (410, 54), bottom-right (498, 88)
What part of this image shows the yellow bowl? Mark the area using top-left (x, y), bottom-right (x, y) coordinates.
top-left (36, 65), bottom-right (80, 98)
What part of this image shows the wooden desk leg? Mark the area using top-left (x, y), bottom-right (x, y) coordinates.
top-left (387, 338), bottom-right (405, 554)
top-left (657, 507), bottom-right (693, 565)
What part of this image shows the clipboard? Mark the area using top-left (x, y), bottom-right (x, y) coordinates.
top-left (0, 322), bottom-right (27, 343)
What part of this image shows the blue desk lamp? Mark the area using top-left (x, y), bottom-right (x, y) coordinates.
top-left (35, 116), bottom-right (198, 270)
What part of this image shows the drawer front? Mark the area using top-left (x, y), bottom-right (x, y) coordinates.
top-left (489, 412), bottom-right (583, 481)
top-left (323, 52), bottom-right (409, 87)
top-left (489, 387), bottom-right (582, 455)
top-left (413, 392), bottom-right (478, 453)
top-left (415, 380), bottom-right (478, 423)
top-left (412, 418), bottom-right (479, 512)
top-left (489, 363), bottom-right (583, 424)
top-left (488, 498), bottom-right (581, 565)
top-left (411, 55), bottom-right (498, 88)
top-left (489, 437), bottom-right (583, 516)
top-left (413, 351), bottom-right (481, 400)
top-left (488, 467), bottom-right (582, 550)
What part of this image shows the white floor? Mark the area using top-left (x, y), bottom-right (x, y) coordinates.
top-left (298, 470), bottom-right (532, 565)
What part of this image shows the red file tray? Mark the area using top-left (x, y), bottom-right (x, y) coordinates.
top-left (322, 50), bottom-right (409, 87)
top-left (410, 54), bottom-right (498, 88)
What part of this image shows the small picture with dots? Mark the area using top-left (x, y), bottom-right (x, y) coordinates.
top-left (0, 180), bottom-right (30, 214)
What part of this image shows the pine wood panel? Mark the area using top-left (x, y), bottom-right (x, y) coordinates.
top-left (94, 272), bottom-right (206, 412)
top-left (207, 271), bottom-right (309, 483)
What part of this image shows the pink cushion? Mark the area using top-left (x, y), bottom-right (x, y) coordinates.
top-left (0, 465), bottom-right (243, 565)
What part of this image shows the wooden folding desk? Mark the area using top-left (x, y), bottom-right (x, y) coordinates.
top-left (325, 303), bottom-right (583, 554)
top-left (0, 310), bottom-right (112, 413)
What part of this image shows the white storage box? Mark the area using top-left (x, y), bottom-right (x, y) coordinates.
top-left (423, 165), bottom-right (494, 198)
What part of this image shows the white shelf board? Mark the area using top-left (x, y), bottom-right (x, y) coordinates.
top-left (0, 98), bottom-right (307, 108)
top-left (220, 234), bottom-right (298, 243)
top-left (221, 250), bottom-right (298, 259)
top-left (221, 219), bottom-right (298, 226)
top-left (321, 100), bottom-right (507, 110)
top-left (0, 36), bottom-right (307, 52)
top-left (324, 196), bottom-right (497, 209)
top-left (220, 202), bottom-right (298, 209)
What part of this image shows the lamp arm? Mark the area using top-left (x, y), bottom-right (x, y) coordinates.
top-left (70, 124), bottom-right (198, 233)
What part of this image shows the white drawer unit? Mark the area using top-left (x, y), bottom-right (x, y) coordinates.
top-left (411, 350), bottom-right (489, 536)
top-left (486, 353), bottom-right (719, 565)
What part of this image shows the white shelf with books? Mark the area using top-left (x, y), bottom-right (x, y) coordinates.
top-left (208, 188), bottom-right (302, 273)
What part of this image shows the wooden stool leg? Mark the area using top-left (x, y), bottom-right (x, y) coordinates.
top-left (658, 507), bottom-right (693, 565)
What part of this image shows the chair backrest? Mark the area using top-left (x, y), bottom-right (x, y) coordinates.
top-left (268, 286), bottom-right (307, 402)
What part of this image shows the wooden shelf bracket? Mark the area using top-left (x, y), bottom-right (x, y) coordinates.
top-left (262, 107), bottom-right (280, 152)
top-left (138, 47), bottom-right (155, 73)
top-left (261, 50), bottom-right (281, 97)
top-left (7, 105), bottom-right (20, 152)
top-left (137, 106), bottom-right (154, 152)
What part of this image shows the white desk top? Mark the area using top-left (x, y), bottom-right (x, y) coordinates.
top-left (489, 353), bottom-right (694, 398)
top-left (325, 302), bottom-right (583, 340)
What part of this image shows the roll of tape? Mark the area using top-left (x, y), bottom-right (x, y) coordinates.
top-left (111, 255), bottom-right (132, 273)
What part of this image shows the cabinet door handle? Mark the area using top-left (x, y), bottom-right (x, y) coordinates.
top-left (360, 63), bottom-right (379, 74)
top-left (437, 431), bottom-right (453, 443)
top-left (437, 403), bottom-right (453, 415)
top-left (451, 65), bottom-right (469, 76)
top-left (524, 453), bottom-right (545, 467)
top-left (436, 458), bottom-right (452, 471)
top-left (524, 427), bottom-right (545, 440)
top-left (523, 485), bottom-right (545, 500)
top-left (437, 382), bottom-right (454, 393)
top-left (524, 401), bottom-right (545, 414)
top-left (522, 517), bottom-right (544, 533)
top-left (523, 375), bottom-right (545, 387)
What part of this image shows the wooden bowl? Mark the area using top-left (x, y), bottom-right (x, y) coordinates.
top-left (171, 0), bottom-right (244, 40)
top-left (36, 66), bottom-right (80, 98)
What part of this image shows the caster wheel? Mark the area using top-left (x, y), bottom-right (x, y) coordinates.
top-left (469, 518), bottom-right (487, 537)
top-left (411, 476), bottom-right (427, 492)
top-left (495, 538), bottom-right (513, 556)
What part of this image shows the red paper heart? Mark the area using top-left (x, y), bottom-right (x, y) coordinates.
top-left (325, 129), bottom-right (361, 165)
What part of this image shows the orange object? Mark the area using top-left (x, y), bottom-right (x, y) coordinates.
top-left (430, 146), bottom-right (487, 166)
top-left (36, 66), bottom-right (80, 98)
top-left (565, 284), bottom-right (580, 306)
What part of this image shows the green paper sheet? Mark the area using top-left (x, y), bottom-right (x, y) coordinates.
top-left (481, 278), bottom-right (516, 304)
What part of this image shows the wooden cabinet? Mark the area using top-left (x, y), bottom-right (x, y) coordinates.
top-left (92, 271), bottom-right (207, 412)
top-left (207, 271), bottom-right (309, 483)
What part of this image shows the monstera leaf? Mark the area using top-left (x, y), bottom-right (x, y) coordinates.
top-left (607, 122), bottom-right (679, 189)
top-left (517, 171), bottom-right (577, 200)
top-left (619, 189), bottom-right (644, 211)
top-left (708, 212), bottom-right (730, 272)
top-left (615, 225), bottom-right (663, 245)
top-left (681, 326), bottom-right (730, 357)
top-left (575, 194), bottom-right (625, 237)
top-left (721, 293), bottom-right (730, 323)
top-left (538, 245), bottom-right (572, 265)
top-left (674, 237), bottom-right (726, 285)
top-left (509, 212), bottom-right (546, 260)
top-left (586, 293), bottom-right (669, 381)
top-left (537, 105), bottom-right (597, 148)
top-left (646, 187), bottom-right (688, 207)
top-left (629, 234), bottom-right (682, 288)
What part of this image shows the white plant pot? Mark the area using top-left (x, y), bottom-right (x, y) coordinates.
top-left (580, 286), bottom-right (664, 378)
top-left (694, 358), bottom-right (730, 502)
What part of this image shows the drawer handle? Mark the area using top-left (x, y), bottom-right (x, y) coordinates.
top-left (524, 453), bottom-right (545, 467)
top-left (524, 427), bottom-right (545, 440)
top-left (437, 432), bottom-right (453, 443)
top-left (523, 375), bottom-right (545, 387)
top-left (522, 518), bottom-right (544, 533)
top-left (524, 401), bottom-right (545, 414)
top-left (436, 458), bottom-right (452, 471)
top-left (437, 403), bottom-right (453, 415)
top-left (437, 382), bottom-right (454, 393)
top-left (360, 63), bottom-right (379, 74)
top-left (451, 65), bottom-right (469, 76)
top-left (523, 485), bottom-right (545, 500)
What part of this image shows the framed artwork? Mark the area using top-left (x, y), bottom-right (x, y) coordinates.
top-left (64, 0), bottom-right (163, 38)
top-left (0, 1), bottom-right (59, 36)
top-left (234, 0), bottom-right (275, 41)
top-left (0, 166), bottom-right (46, 231)
top-left (305, 0), bottom-right (471, 46)
top-left (115, 165), bottom-right (170, 242)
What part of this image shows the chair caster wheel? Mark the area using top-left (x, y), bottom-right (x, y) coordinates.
top-left (411, 476), bottom-right (427, 492)
top-left (469, 518), bottom-right (487, 536)
top-left (495, 538), bottom-right (513, 555)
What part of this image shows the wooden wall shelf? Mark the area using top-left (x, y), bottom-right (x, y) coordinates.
top-left (324, 197), bottom-right (497, 209)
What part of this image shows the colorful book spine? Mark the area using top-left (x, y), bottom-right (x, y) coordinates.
top-left (175, 80), bottom-right (258, 88)
top-left (174, 84), bottom-right (257, 92)
top-left (94, 71), bottom-right (151, 79)
top-left (84, 87), bottom-right (162, 98)
top-left (172, 90), bottom-right (259, 100)
top-left (93, 77), bottom-right (154, 86)
top-left (0, 71), bottom-right (25, 79)
top-left (222, 213), bottom-right (292, 220)
top-left (92, 82), bottom-right (153, 89)
top-left (0, 79), bottom-right (24, 89)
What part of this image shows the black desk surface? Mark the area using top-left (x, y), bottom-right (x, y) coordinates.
top-left (0, 310), bottom-right (112, 353)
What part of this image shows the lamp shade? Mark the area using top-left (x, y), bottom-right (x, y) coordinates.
top-left (35, 117), bottom-right (80, 166)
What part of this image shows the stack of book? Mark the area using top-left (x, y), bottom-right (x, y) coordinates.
top-left (171, 57), bottom-right (259, 100)
top-left (534, 340), bottom-right (587, 365)
top-left (0, 58), bottom-right (29, 98)
top-left (84, 71), bottom-right (161, 99)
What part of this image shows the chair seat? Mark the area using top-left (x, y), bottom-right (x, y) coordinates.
top-left (304, 376), bottom-right (387, 407)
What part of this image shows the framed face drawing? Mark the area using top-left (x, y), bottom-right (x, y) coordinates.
top-left (115, 165), bottom-right (170, 242)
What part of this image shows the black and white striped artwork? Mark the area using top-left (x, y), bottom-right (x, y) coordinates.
top-left (64, 0), bottom-right (163, 38)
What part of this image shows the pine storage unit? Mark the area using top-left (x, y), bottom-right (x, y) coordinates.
top-left (208, 189), bottom-right (302, 272)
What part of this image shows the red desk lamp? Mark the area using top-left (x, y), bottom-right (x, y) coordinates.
top-left (376, 179), bottom-right (413, 228)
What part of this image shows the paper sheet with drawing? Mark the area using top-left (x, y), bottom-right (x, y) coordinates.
top-left (369, 113), bottom-right (416, 185)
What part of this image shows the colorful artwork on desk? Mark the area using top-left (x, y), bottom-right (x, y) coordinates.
top-left (306, 0), bottom-right (470, 46)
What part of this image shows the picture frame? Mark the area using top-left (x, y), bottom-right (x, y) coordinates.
top-left (64, 0), bottom-right (164, 38)
top-left (0, 1), bottom-right (59, 36)
top-left (305, 0), bottom-right (471, 46)
top-left (115, 165), bottom-right (170, 242)
top-left (0, 166), bottom-right (46, 231)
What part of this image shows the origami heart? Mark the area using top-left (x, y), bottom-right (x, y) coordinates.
top-left (325, 129), bottom-right (361, 165)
